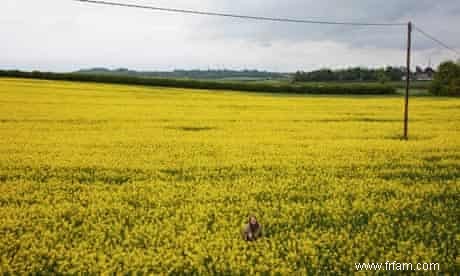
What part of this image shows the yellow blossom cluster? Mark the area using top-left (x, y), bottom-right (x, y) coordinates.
top-left (0, 78), bottom-right (459, 273)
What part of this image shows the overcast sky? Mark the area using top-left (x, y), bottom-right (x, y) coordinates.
top-left (1, 0), bottom-right (459, 72)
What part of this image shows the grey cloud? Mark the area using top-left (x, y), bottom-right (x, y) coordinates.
top-left (191, 0), bottom-right (460, 50)
top-left (0, 0), bottom-right (458, 72)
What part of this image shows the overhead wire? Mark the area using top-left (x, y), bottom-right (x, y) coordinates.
top-left (74, 0), bottom-right (459, 59)
top-left (73, 0), bottom-right (406, 26)
top-left (413, 25), bottom-right (460, 57)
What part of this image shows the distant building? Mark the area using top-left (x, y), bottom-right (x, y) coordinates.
top-left (401, 66), bottom-right (435, 81)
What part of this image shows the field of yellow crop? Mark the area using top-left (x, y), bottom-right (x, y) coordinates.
top-left (0, 78), bottom-right (459, 273)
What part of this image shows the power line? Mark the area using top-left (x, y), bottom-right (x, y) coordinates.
top-left (413, 25), bottom-right (460, 57)
top-left (73, 0), bottom-right (406, 27)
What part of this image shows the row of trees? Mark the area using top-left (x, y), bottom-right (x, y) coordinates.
top-left (293, 67), bottom-right (406, 83)
top-left (76, 68), bottom-right (285, 80)
top-left (0, 70), bottom-right (396, 95)
top-left (430, 61), bottom-right (460, 96)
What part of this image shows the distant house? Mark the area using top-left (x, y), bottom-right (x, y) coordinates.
top-left (416, 67), bottom-right (435, 81)
top-left (401, 66), bottom-right (435, 81)
top-left (415, 73), bottom-right (433, 81)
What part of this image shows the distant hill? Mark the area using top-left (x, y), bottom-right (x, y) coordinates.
top-left (75, 68), bottom-right (289, 81)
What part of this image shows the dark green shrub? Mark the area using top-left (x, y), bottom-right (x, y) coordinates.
top-left (0, 70), bottom-right (396, 95)
top-left (430, 61), bottom-right (460, 96)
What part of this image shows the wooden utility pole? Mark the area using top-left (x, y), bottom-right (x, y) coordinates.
top-left (404, 22), bottom-right (412, 140)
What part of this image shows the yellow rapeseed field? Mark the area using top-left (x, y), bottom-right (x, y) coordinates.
top-left (0, 78), bottom-right (459, 273)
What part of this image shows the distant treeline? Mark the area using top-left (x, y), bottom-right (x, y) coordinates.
top-left (77, 68), bottom-right (287, 80)
top-left (294, 67), bottom-right (407, 82)
top-left (0, 70), bottom-right (396, 95)
top-left (430, 61), bottom-right (460, 96)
